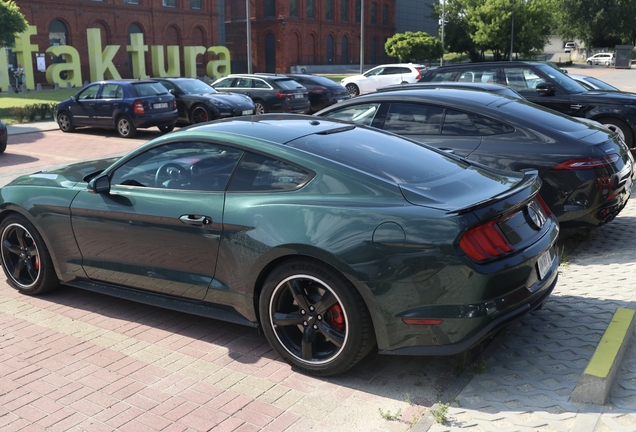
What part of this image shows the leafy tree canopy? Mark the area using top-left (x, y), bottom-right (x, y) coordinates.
top-left (0, 0), bottom-right (28, 47)
top-left (385, 31), bottom-right (444, 62)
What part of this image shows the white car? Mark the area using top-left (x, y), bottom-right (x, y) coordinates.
top-left (341, 63), bottom-right (427, 97)
top-left (586, 53), bottom-right (615, 66)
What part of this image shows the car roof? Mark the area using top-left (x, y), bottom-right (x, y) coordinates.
top-left (344, 87), bottom-right (512, 107)
top-left (379, 82), bottom-right (520, 95)
top-left (427, 61), bottom-right (546, 70)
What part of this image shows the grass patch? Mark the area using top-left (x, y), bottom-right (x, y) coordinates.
top-left (322, 75), bottom-right (349, 83)
top-left (0, 89), bottom-right (75, 122)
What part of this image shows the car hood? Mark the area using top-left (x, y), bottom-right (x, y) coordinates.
top-left (342, 74), bottom-right (366, 83)
top-left (571, 90), bottom-right (636, 104)
top-left (399, 165), bottom-right (533, 213)
top-left (6, 158), bottom-right (117, 188)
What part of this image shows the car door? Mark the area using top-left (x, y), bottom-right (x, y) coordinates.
top-left (502, 66), bottom-right (574, 115)
top-left (70, 141), bottom-right (244, 300)
top-left (378, 103), bottom-right (482, 157)
top-left (158, 79), bottom-right (188, 122)
top-left (92, 83), bottom-right (123, 126)
top-left (70, 83), bottom-right (101, 126)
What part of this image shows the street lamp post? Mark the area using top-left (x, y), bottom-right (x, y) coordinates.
top-left (509, 0), bottom-right (515, 61)
top-left (440, 0), bottom-right (445, 66)
top-left (246, 0), bottom-right (252, 73)
top-left (360, 0), bottom-right (365, 74)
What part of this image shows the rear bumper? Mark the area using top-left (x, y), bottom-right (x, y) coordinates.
top-left (131, 110), bottom-right (178, 129)
top-left (379, 273), bottom-right (557, 356)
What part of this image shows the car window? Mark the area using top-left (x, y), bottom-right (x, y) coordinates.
top-left (275, 79), bottom-right (303, 90)
top-left (469, 115), bottom-right (515, 135)
top-left (427, 71), bottom-right (457, 82)
top-left (253, 79), bottom-right (270, 89)
top-left (212, 78), bottom-right (233, 88)
top-left (319, 103), bottom-right (381, 126)
top-left (384, 103), bottom-right (443, 135)
top-left (176, 79), bottom-right (215, 94)
top-left (158, 80), bottom-right (176, 91)
top-left (503, 67), bottom-right (538, 91)
top-left (458, 68), bottom-right (496, 83)
top-left (77, 84), bottom-right (100, 100)
top-left (235, 78), bottom-right (252, 88)
top-left (364, 67), bottom-right (384, 77)
top-left (132, 82), bottom-right (169, 96)
top-left (101, 84), bottom-right (123, 99)
top-left (110, 142), bottom-right (244, 191)
top-left (534, 64), bottom-right (587, 93)
top-left (441, 110), bottom-right (480, 136)
top-left (227, 152), bottom-right (311, 192)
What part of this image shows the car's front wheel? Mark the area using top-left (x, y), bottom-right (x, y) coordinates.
top-left (0, 215), bottom-right (59, 295)
top-left (57, 112), bottom-right (75, 133)
top-left (191, 105), bottom-right (212, 124)
top-left (116, 115), bottom-right (137, 138)
top-left (587, 60), bottom-right (593, 66)
top-left (346, 83), bottom-right (360, 97)
top-left (259, 259), bottom-right (375, 376)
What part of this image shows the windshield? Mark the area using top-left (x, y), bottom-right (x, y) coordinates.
top-left (535, 64), bottom-right (588, 94)
top-left (177, 79), bottom-right (217, 94)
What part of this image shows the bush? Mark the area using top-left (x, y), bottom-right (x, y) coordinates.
top-left (6, 103), bottom-right (57, 123)
top-left (8, 107), bottom-right (27, 123)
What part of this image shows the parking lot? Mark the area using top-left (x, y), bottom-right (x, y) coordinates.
top-left (1, 65), bottom-right (636, 431)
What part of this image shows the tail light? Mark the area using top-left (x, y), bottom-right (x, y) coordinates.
top-left (415, 70), bottom-right (421, 80)
top-left (133, 100), bottom-right (145, 114)
top-left (173, 99), bottom-right (177, 110)
top-left (312, 86), bottom-right (328, 93)
top-left (276, 92), bottom-right (293, 99)
top-left (535, 194), bottom-right (552, 215)
top-left (459, 219), bottom-right (513, 262)
top-left (552, 153), bottom-right (619, 170)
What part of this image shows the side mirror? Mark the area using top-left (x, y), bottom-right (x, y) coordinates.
top-left (536, 82), bottom-right (556, 96)
top-left (87, 174), bottom-right (111, 194)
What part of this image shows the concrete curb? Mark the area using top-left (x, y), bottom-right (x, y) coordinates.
top-left (571, 307), bottom-right (636, 405)
top-left (6, 121), bottom-right (59, 135)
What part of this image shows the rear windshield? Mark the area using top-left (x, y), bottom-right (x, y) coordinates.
top-left (295, 75), bottom-right (342, 87)
top-left (275, 79), bottom-right (305, 90)
top-left (287, 126), bottom-right (468, 184)
top-left (132, 82), bottom-right (169, 96)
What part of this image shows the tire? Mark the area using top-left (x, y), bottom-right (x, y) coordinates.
top-left (253, 100), bottom-right (266, 115)
top-left (259, 258), bottom-right (375, 376)
top-left (0, 215), bottom-right (59, 295)
top-left (116, 115), bottom-right (137, 138)
top-left (190, 105), bottom-right (212, 124)
top-left (346, 83), bottom-right (360, 97)
top-left (158, 124), bottom-right (175, 134)
top-left (57, 112), bottom-right (75, 133)
top-left (587, 60), bottom-right (593, 66)
top-left (0, 140), bottom-right (6, 154)
top-left (598, 117), bottom-right (634, 148)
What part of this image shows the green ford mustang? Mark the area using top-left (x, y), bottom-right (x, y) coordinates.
top-left (0, 114), bottom-right (559, 376)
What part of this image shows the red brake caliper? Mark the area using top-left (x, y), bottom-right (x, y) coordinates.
top-left (328, 304), bottom-right (345, 330)
top-left (35, 256), bottom-right (40, 271)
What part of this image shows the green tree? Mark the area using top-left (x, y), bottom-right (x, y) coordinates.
top-left (384, 31), bottom-right (444, 63)
top-left (431, 0), bottom-right (483, 61)
top-left (554, 0), bottom-right (629, 48)
top-left (0, 0), bottom-right (28, 47)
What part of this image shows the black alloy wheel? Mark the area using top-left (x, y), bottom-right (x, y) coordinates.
top-left (191, 105), bottom-right (211, 124)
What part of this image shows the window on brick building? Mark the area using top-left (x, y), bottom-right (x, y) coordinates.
top-left (326, 0), bottom-right (333, 20)
top-left (290, 0), bottom-right (298, 17)
top-left (382, 4), bottom-right (388, 25)
top-left (355, 1), bottom-right (360, 23)
top-left (307, 0), bottom-right (314, 19)
top-left (124, 0), bottom-right (139, 4)
top-left (190, 0), bottom-right (201, 9)
top-left (371, 3), bottom-right (377, 25)
top-left (341, 0), bottom-right (348, 22)
top-left (163, 0), bottom-right (176, 7)
top-left (264, 0), bottom-right (276, 17)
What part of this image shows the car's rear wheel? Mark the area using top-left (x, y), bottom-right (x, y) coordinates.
top-left (587, 60), bottom-right (593, 66)
top-left (191, 105), bottom-right (212, 124)
top-left (253, 100), bottom-right (266, 115)
top-left (117, 115), bottom-right (137, 138)
top-left (598, 117), bottom-right (633, 148)
top-left (346, 83), bottom-right (360, 97)
top-left (57, 112), bottom-right (75, 133)
top-left (0, 215), bottom-right (59, 295)
top-left (158, 124), bottom-right (175, 134)
top-left (0, 141), bottom-right (6, 154)
top-left (259, 258), bottom-right (375, 376)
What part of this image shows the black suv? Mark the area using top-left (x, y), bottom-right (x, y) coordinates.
top-left (211, 74), bottom-right (310, 115)
top-left (420, 61), bottom-right (636, 150)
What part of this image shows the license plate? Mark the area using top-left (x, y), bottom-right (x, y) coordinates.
top-left (242, 109), bottom-right (253, 115)
top-left (153, 102), bottom-right (168, 109)
top-left (537, 249), bottom-right (555, 280)
top-left (294, 94), bottom-right (304, 99)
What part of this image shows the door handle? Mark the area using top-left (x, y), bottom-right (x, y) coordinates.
top-left (179, 215), bottom-right (212, 226)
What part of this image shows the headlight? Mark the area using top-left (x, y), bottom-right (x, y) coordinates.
top-left (209, 99), bottom-right (230, 109)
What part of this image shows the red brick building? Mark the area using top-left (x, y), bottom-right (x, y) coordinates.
top-left (11, 0), bottom-right (396, 85)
